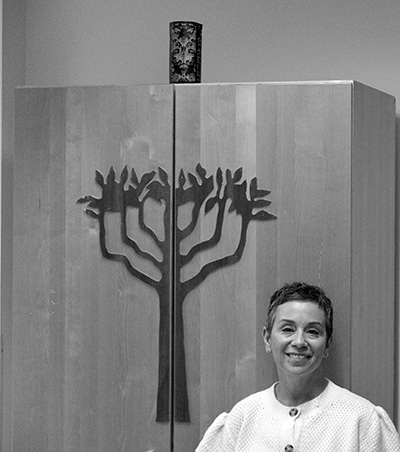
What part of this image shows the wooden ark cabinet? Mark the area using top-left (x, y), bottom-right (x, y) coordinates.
top-left (11, 81), bottom-right (396, 451)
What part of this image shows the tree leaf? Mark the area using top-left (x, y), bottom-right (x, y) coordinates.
top-left (179, 169), bottom-right (186, 187)
top-left (205, 197), bottom-right (218, 214)
top-left (196, 163), bottom-right (206, 179)
top-left (85, 209), bottom-right (99, 219)
top-left (77, 195), bottom-right (93, 204)
top-left (95, 170), bottom-right (105, 187)
top-left (158, 167), bottom-right (169, 184)
top-left (233, 167), bottom-right (243, 183)
top-left (252, 210), bottom-right (276, 221)
top-left (140, 171), bottom-right (156, 187)
top-left (253, 199), bottom-right (272, 208)
top-left (106, 167), bottom-right (116, 184)
top-left (216, 167), bottom-right (223, 188)
top-left (120, 166), bottom-right (129, 185)
top-left (188, 172), bottom-right (198, 187)
top-left (254, 189), bottom-right (271, 198)
top-left (130, 168), bottom-right (139, 186)
top-left (250, 177), bottom-right (258, 199)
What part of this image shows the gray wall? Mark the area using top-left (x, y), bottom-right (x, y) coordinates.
top-left (23, 0), bottom-right (400, 98)
top-left (2, 1), bottom-right (26, 449)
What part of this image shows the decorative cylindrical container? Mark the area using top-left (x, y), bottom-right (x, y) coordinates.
top-left (169, 21), bottom-right (202, 83)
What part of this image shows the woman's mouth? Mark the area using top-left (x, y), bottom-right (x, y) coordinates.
top-left (286, 353), bottom-right (310, 361)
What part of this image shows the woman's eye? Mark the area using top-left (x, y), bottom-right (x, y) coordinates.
top-left (282, 327), bottom-right (294, 333)
top-left (307, 330), bottom-right (320, 337)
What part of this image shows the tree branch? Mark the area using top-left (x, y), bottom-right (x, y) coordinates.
top-left (98, 211), bottom-right (159, 289)
top-left (180, 217), bottom-right (250, 299)
top-left (180, 195), bottom-right (228, 266)
top-left (138, 195), bottom-right (162, 247)
top-left (120, 206), bottom-right (162, 269)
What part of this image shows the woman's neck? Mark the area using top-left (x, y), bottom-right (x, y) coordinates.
top-left (275, 374), bottom-right (328, 406)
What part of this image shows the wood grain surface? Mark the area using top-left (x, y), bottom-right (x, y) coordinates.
top-left (11, 82), bottom-right (396, 451)
top-left (13, 85), bottom-right (174, 452)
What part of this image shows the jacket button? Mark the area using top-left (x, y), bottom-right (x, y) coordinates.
top-left (285, 445), bottom-right (294, 452)
top-left (289, 408), bottom-right (298, 416)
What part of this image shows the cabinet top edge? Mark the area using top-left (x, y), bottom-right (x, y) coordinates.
top-left (14, 80), bottom-right (394, 97)
top-left (174, 80), bottom-right (356, 86)
top-left (15, 80), bottom-right (356, 91)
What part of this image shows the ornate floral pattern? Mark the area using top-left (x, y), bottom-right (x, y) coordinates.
top-left (170, 22), bottom-right (202, 83)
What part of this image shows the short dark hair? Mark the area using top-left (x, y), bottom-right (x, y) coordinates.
top-left (265, 282), bottom-right (333, 344)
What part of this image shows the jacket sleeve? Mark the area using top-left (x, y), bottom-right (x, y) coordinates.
top-left (360, 406), bottom-right (400, 451)
top-left (195, 412), bottom-right (235, 452)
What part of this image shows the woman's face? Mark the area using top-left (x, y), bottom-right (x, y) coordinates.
top-left (263, 300), bottom-right (330, 380)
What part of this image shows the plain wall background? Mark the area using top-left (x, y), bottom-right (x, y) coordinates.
top-left (23, 0), bottom-right (400, 94)
top-left (2, 0), bottom-right (400, 446)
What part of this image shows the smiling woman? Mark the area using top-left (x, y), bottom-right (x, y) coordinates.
top-left (263, 301), bottom-right (330, 406)
top-left (195, 282), bottom-right (400, 452)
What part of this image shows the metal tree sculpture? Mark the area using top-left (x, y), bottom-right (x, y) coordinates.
top-left (77, 163), bottom-right (276, 423)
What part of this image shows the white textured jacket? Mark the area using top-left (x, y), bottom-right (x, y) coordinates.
top-left (196, 380), bottom-right (400, 452)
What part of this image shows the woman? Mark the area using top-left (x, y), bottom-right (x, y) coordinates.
top-left (195, 282), bottom-right (400, 451)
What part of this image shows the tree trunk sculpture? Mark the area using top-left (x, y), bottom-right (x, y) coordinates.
top-left (78, 163), bottom-right (276, 422)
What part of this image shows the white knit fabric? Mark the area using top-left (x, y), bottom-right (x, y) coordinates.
top-left (195, 380), bottom-right (400, 452)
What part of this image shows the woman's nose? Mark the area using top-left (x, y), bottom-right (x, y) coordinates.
top-left (292, 330), bottom-right (307, 347)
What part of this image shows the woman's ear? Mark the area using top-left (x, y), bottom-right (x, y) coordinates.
top-left (262, 327), bottom-right (271, 354)
top-left (324, 335), bottom-right (333, 358)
